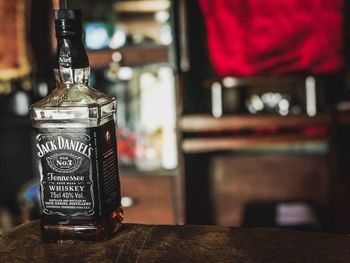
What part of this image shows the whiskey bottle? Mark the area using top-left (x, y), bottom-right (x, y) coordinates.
top-left (30, 7), bottom-right (123, 242)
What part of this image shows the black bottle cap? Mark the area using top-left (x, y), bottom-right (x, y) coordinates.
top-left (55, 9), bottom-right (83, 37)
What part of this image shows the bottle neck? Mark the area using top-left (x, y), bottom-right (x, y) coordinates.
top-left (55, 35), bottom-right (90, 86)
top-left (54, 67), bottom-right (90, 85)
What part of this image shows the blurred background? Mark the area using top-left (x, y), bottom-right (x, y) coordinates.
top-left (2, 0), bottom-right (350, 234)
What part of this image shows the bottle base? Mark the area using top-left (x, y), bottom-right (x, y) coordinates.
top-left (41, 208), bottom-right (123, 243)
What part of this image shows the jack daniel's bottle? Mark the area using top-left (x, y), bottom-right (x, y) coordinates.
top-left (30, 6), bottom-right (123, 242)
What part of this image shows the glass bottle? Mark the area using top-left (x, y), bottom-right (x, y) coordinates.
top-left (30, 8), bottom-right (123, 242)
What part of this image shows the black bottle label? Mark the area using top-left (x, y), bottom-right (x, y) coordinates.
top-left (34, 120), bottom-right (121, 218)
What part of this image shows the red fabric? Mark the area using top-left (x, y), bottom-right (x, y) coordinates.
top-left (198, 0), bottom-right (345, 77)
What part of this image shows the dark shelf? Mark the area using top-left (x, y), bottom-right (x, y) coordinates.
top-left (203, 75), bottom-right (308, 89)
top-left (182, 134), bottom-right (328, 154)
top-left (119, 167), bottom-right (177, 177)
top-left (202, 75), bottom-right (339, 89)
top-left (179, 113), bottom-right (337, 133)
top-left (114, 0), bottom-right (171, 13)
top-left (88, 45), bottom-right (169, 68)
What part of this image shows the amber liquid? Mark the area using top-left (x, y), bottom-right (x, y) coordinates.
top-left (41, 208), bottom-right (123, 242)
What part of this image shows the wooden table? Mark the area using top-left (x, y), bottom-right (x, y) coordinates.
top-left (1, 221), bottom-right (350, 262)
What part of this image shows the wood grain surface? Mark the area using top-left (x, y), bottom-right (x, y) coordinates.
top-left (1, 221), bottom-right (350, 262)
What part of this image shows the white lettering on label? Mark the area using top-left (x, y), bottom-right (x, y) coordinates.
top-left (37, 136), bottom-right (93, 158)
top-left (48, 185), bottom-right (84, 192)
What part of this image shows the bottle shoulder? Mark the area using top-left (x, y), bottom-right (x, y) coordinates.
top-left (30, 84), bottom-right (116, 126)
top-left (31, 84), bottom-right (115, 109)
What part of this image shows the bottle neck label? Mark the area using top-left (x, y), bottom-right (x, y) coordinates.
top-left (55, 36), bottom-right (90, 85)
top-left (56, 36), bottom-right (89, 70)
top-left (59, 46), bottom-right (73, 68)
